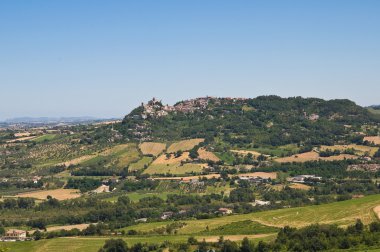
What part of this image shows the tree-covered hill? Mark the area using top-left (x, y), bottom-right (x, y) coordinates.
top-left (117, 96), bottom-right (380, 146)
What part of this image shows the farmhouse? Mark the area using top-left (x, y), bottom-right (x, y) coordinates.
top-left (135, 218), bottom-right (148, 223)
top-left (218, 208), bottom-right (233, 215)
top-left (92, 184), bottom-right (110, 193)
top-left (2, 229), bottom-right (27, 241)
top-left (161, 211), bottom-right (174, 220)
top-left (32, 176), bottom-right (42, 184)
top-left (251, 200), bottom-right (271, 206)
top-left (238, 176), bottom-right (265, 184)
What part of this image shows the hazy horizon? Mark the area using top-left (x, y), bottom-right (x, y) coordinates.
top-left (1, 94), bottom-right (378, 122)
top-left (1, 1), bottom-right (379, 120)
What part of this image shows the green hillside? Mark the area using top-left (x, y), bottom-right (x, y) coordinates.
top-left (118, 96), bottom-right (380, 147)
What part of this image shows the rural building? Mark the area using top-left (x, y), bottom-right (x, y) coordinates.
top-left (135, 218), bottom-right (148, 223)
top-left (251, 200), bottom-right (271, 206)
top-left (218, 208), bottom-right (233, 215)
top-left (32, 176), bottom-right (42, 184)
top-left (238, 176), bottom-right (265, 184)
top-left (3, 229), bottom-right (27, 241)
top-left (290, 175), bottom-right (322, 183)
top-left (92, 184), bottom-right (110, 193)
top-left (161, 211), bottom-right (174, 220)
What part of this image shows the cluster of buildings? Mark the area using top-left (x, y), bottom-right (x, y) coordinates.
top-left (0, 176), bottom-right (42, 184)
top-left (140, 97), bottom-right (222, 119)
top-left (289, 175), bottom-right (322, 183)
top-left (303, 112), bottom-right (320, 121)
top-left (173, 97), bottom-right (211, 113)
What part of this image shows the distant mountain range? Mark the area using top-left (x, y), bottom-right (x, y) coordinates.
top-left (0, 117), bottom-right (121, 128)
top-left (3, 116), bottom-right (99, 124)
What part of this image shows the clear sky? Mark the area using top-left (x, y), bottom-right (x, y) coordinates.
top-left (1, 0), bottom-right (379, 120)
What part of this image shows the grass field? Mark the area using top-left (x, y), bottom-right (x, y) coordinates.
top-left (152, 152), bottom-right (191, 165)
top-left (2, 234), bottom-right (276, 252)
top-left (129, 156), bottom-right (153, 171)
top-left (230, 150), bottom-right (262, 157)
top-left (250, 144), bottom-right (300, 157)
top-left (275, 151), bottom-right (358, 163)
top-left (46, 223), bottom-right (91, 232)
top-left (4, 195), bottom-right (380, 251)
top-left (17, 189), bottom-right (81, 201)
top-left (199, 220), bottom-right (279, 235)
top-left (197, 148), bottom-right (220, 161)
top-left (139, 142), bottom-right (167, 156)
top-left (143, 163), bottom-right (205, 175)
top-left (123, 194), bottom-right (380, 236)
top-left (320, 144), bottom-right (379, 156)
top-left (6, 135), bottom-right (37, 143)
top-left (167, 139), bottom-right (204, 153)
top-left (364, 136), bottom-right (380, 145)
top-left (80, 144), bottom-right (141, 169)
top-left (289, 183), bottom-right (311, 190)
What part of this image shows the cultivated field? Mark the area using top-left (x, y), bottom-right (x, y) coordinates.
top-left (197, 147), bottom-right (220, 161)
top-left (364, 136), bottom-right (380, 145)
top-left (152, 152), bottom-right (191, 165)
top-left (143, 163), bottom-right (206, 175)
top-left (14, 132), bottom-right (31, 137)
top-left (320, 144), bottom-right (379, 156)
top-left (289, 183), bottom-right (311, 190)
top-left (60, 154), bottom-right (96, 167)
top-left (2, 234), bottom-right (276, 252)
top-left (275, 151), bottom-right (358, 163)
top-left (167, 138), bottom-right (204, 153)
top-left (139, 142), bottom-right (166, 156)
top-left (46, 223), bottom-right (91, 232)
top-left (153, 174), bottom-right (222, 181)
top-left (230, 150), bottom-right (262, 157)
top-left (17, 189), bottom-right (81, 201)
top-left (374, 205), bottom-right (380, 219)
top-left (6, 136), bottom-right (37, 143)
top-left (237, 172), bottom-right (277, 179)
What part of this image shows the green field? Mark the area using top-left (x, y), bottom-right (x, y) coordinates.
top-left (103, 191), bottom-right (172, 203)
top-left (80, 144), bottom-right (140, 170)
top-left (123, 194), bottom-right (380, 235)
top-left (143, 163), bottom-right (204, 175)
top-left (2, 234), bottom-right (277, 252)
top-left (128, 156), bottom-right (153, 171)
top-left (8, 191), bottom-right (380, 252)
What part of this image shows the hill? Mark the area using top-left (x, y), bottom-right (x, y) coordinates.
top-left (117, 96), bottom-right (380, 146)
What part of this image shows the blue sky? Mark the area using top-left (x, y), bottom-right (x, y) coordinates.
top-left (1, 0), bottom-right (379, 120)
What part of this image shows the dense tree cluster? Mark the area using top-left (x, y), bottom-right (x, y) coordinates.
top-left (65, 177), bottom-right (102, 192)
